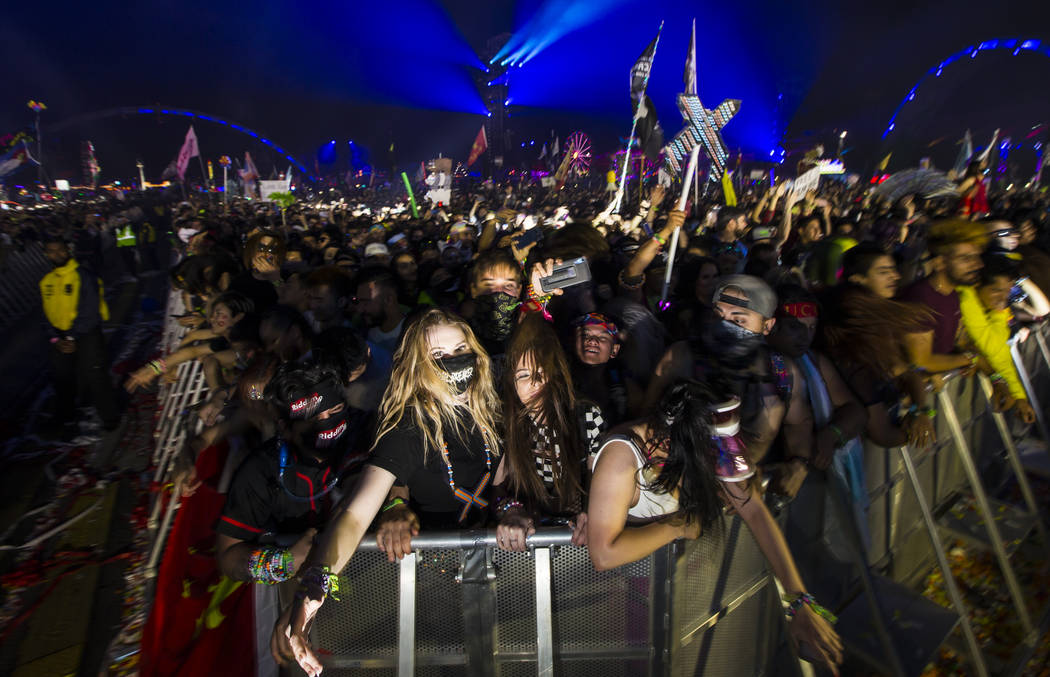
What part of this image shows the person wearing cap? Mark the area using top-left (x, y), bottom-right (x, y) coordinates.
top-left (363, 242), bottom-right (391, 266)
top-left (645, 274), bottom-right (816, 499)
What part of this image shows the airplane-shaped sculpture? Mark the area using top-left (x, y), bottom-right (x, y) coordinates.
top-left (663, 93), bottom-right (739, 180)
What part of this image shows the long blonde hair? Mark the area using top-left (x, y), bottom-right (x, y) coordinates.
top-left (373, 308), bottom-right (501, 459)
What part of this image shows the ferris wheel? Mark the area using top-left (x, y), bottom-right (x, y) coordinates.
top-left (564, 131), bottom-right (592, 175)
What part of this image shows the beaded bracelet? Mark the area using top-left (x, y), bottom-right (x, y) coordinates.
top-left (247, 547), bottom-right (294, 584)
top-left (496, 497), bottom-right (525, 517)
top-left (526, 283), bottom-right (552, 305)
top-left (783, 592), bottom-right (837, 624)
top-left (617, 269), bottom-right (645, 291)
top-left (296, 565), bottom-right (340, 603)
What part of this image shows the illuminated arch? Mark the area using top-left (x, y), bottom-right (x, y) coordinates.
top-left (882, 38), bottom-right (1050, 139)
top-left (49, 106), bottom-right (313, 178)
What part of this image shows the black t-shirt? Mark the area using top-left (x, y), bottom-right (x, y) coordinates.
top-left (217, 412), bottom-right (370, 543)
top-left (369, 412), bottom-right (492, 527)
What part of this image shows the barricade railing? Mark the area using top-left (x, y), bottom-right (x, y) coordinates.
top-left (311, 523), bottom-right (798, 677)
top-left (846, 321), bottom-right (1050, 676)
top-left (144, 286), bottom-right (211, 578)
top-left (137, 292), bottom-right (1050, 674)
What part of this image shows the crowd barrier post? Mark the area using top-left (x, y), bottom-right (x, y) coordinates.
top-left (977, 373), bottom-right (1050, 551)
top-left (1010, 333), bottom-right (1050, 446)
top-left (936, 388), bottom-right (1036, 642)
top-left (897, 443), bottom-right (989, 677)
top-left (398, 552), bottom-right (417, 676)
top-left (533, 545), bottom-right (554, 677)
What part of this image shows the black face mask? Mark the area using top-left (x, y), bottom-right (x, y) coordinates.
top-left (286, 379), bottom-right (349, 456)
top-left (472, 292), bottom-right (520, 344)
top-left (436, 352), bottom-right (478, 394)
top-left (700, 318), bottom-right (766, 370)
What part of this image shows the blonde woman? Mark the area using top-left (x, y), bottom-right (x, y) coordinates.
top-left (271, 308), bottom-right (501, 675)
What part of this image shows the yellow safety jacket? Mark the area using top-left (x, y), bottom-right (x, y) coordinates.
top-left (957, 285), bottom-right (1026, 401)
top-left (40, 259), bottom-right (110, 332)
top-left (116, 224), bottom-right (137, 247)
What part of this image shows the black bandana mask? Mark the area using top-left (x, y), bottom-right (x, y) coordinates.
top-left (436, 352), bottom-right (478, 394)
top-left (472, 292), bottom-right (520, 344)
top-left (700, 318), bottom-right (766, 371)
top-left (286, 379), bottom-right (349, 455)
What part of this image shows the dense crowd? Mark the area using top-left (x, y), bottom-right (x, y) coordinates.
top-left (18, 155), bottom-right (1050, 674)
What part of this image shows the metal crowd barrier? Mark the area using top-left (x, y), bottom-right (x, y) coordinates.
top-left (0, 242), bottom-right (52, 331)
top-left (846, 322), bottom-right (1050, 676)
top-left (137, 275), bottom-right (1050, 675)
top-left (144, 286), bottom-right (211, 578)
top-left (312, 522), bottom-right (797, 677)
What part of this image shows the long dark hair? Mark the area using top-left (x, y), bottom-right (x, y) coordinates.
top-left (502, 314), bottom-right (585, 513)
top-left (641, 380), bottom-right (724, 530)
top-left (818, 283), bottom-right (933, 379)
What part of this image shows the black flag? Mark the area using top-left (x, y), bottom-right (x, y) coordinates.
top-left (631, 30), bottom-right (663, 162)
top-left (634, 95), bottom-right (664, 162)
top-left (630, 35), bottom-right (657, 103)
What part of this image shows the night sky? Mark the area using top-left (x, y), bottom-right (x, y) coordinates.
top-left (2, 0), bottom-right (1048, 184)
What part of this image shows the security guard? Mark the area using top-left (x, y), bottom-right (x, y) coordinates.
top-left (40, 236), bottom-right (120, 437)
top-left (114, 219), bottom-right (138, 276)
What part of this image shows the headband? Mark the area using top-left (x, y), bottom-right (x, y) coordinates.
top-left (573, 312), bottom-right (619, 337)
top-left (777, 302), bottom-right (818, 319)
top-left (287, 379), bottom-right (345, 419)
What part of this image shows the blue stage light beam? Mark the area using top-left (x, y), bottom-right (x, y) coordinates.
top-left (281, 0), bottom-right (487, 114)
top-left (493, 0), bottom-right (634, 67)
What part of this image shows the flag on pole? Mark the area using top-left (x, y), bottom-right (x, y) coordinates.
top-left (631, 33), bottom-right (658, 101)
top-left (0, 129), bottom-right (34, 180)
top-left (952, 129), bottom-right (973, 176)
top-left (552, 136), bottom-right (560, 158)
top-left (239, 152), bottom-right (259, 196)
top-left (466, 125), bottom-right (488, 167)
top-left (175, 126), bottom-right (200, 180)
top-left (721, 168), bottom-right (737, 206)
top-left (875, 152), bottom-right (892, 173)
top-left (683, 19), bottom-right (697, 96)
top-left (539, 143), bottom-right (547, 160)
top-left (631, 27), bottom-right (664, 161)
top-left (975, 128), bottom-right (999, 163)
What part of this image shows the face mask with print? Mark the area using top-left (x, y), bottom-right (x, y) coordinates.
top-left (436, 352), bottom-right (478, 394)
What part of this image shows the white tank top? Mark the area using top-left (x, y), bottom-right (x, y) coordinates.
top-left (592, 435), bottom-right (679, 521)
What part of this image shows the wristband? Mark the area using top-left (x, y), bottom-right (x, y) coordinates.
top-left (783, 592), bottom-right (837, 624)
top-left (296, 564), bottom-right (340, 603)
top-left (652, 232), bottom-right (667, 248)
top-left (382, 497), bottom-right (406, 512)
top-left (827, 424), bottom-right (846, 449)
top-left (989, 372), bottom-right (1005, 383)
